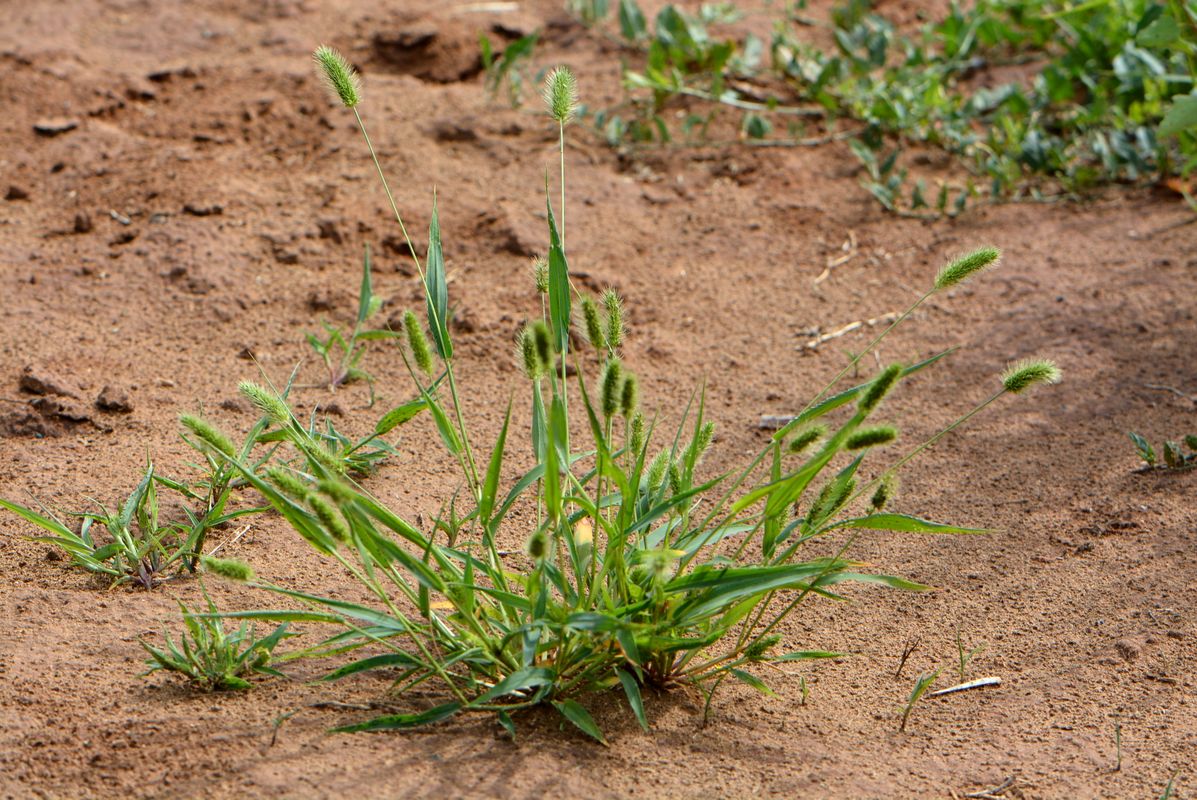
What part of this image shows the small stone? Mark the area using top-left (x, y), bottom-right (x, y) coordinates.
top-left (307, 290), bottom-right (336, 312)
top-left (111, 230), bottom-right (138, 246)
top-left (19, 365), bottom-right (79, 398)
top-left (31, 396), bottom-right (92, 424)
top-left (74, 212), bottom-right (93, 233)
top-left (5, 186), bottom-right (29, 201)
top-left (317, 219), bottom-right (343, 245)
top-left (33, 118), bottom-right (80, 137)
top-left (274, 248), bottom-right (299, 265)
top-left (183, 202), bottom-right (223, 217)
top-left (96, 385), bottom-right (133, 413)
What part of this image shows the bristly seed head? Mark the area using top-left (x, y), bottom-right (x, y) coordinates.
top-left (526, 529), bottom-right (549, 561)
top-left (1001, 358), bottom-right (1061, 393)
top-left (871, 474), bottom-right (897, 511)
top-left (312, 45), bottom-right (362, 109)
top-left (602, 289), bottom-right (624, 350)
top-left (403, 310), bottom-right (434, 374)
top-left (600, 357), bottom-right (624, 418)
top-left (530, 320), bottom-right (553, 375)
top-left (859, 363), bottom-right (902, 415)
top-left (200, 555), bottom-right (255, 582)
top-left (647, 450), bottom-right (668, 492)
top-left (581, 296), bottom-right (606, 351)
top-left (630, 412), bottom-right (646, 455)
top-left (934, 246), bottom-right (1000, 291)
top-left (317, 479), bottom-right (356, 504)
top-left (787, 424), bottom-right (827, 455)
top-left (266, 466), bottom-right (310, 501)
top-left (620, 372), bottom-right (639, 418)
top-left (239, 381), bottom-right (292, 427)
top-left (543, 66), bottom-right (579, 125)
top-left (846, 425), bottom-right (898, 450)
top-left (531, 256), bottom-right (549, 294)
top-left (180, 414), bottom-right (236, 459)
top-left (518, 325), bottom-right (540, 379)
top-left (309, 494), bottom-right (350, 542)
top-left (745, 634), bottom-right (782, 661)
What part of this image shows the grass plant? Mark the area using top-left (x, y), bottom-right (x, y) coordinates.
top-left (194, 49), bottom-right (1064, 742)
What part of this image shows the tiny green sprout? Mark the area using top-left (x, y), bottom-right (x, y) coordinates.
top-left (403, 310), bottom-right (434, 374)
top-left (531, 256), bottom-right (549, 294)
top-left (1001, 358), bottom-right (1061, 394)
top-left (846, 426), bottom-right (898, 450)
top-left (526, 529), bottom-right (549, 561)
top-left (542, 66), bottom-right (579, 125)
top-left (239, 382), bottom-right (292, 427)
top-left (1186, 435), bottom-right (1197, 452)
top-left (200, 555), bottom-right (255, 582)
top-left (629, 412), bottom-right (646, 455)
top-left (788, 425), bottom-right (827, 455)
top-left (745, 634), bottom-right (782, 661)
top-left (600, 358), bottom-right (624, 418)
top-left (620, 372), bottom-right (639, 418)
top-left (312, 45), bottom-right (362, 109)
top-left (871, 475), bottom-right (897, 511)
top-left (602, 289), bottom-right (625, 350)
top-left (266, 466), bottom-right (309, 501)
top-left (859, 364), bottom-right (902, 414)
top-left (309, 494), bottom-right (350, 542)
top-left (581, 296), bottom-right (606, 350)
top-left (180, 414), bottom-right (236, 459)
top-left (934, 246), bottom-right (1000, 291)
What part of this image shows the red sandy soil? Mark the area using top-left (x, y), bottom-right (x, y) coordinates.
top-left (1, 1), bottom-right (1195, 798)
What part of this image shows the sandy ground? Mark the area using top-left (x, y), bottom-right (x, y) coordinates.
top-left (1, 1), bottom-right (1195, 798)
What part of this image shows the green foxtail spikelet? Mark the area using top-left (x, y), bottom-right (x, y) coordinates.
top-left (239, 381), bottom-right (292, 427)
top-left (602, 289), bottom-right (624, 350)
top-left (179, 414), bottom-right (236, 459)
top-left (745, 634), bottom-right (782, 661)
top-left (934, 246), bottom-right (1000, 291)
top-left (526, 529), bottom-right (549, 561)
top-left (787, 424), bottom-right (827, 455)
top-left (846, 425), bottom-right (898, 450)
top-left (517, 325), bottom-right (541, 379)
top-left (403, 310), bottom-right (434, 374)
top-left (542, 66), bottom-right (578, 125)
top-left (629, 412), bottom-right (646, 455)
top-left (266, 466), bottom-right (309, 501)
top-left (307, 442), bottom-right (347, 475)
top-left (531, 256), bottom-right (549, 294)
top-left (317, 478), bottom-right (355, 504)
top-left (871, 474), bottom-right (898, 511)
top-left (309, 494), bottom-right (350, 542)
top-left (530, 320), bottom-right (553, 374)
top-left (667, 462), bottom-right (683, 496)
top-left (580, 296), bottom-right (606, 351)
top-left (600, 358), bottom-right (624, 418)
top-left (200, 555), bottom-right (254, 582)
top-left (647, 450), bottom-right (668, 492)
top-left (807, 477), bottom-right (856, 525)
top-left (312, 45), bottom-right (361, 108)
top-left (620, 372), bottom-right (639, 418)
top-left (859, 364), bottom-right (902, 414)
top-left (1001, 358), bottom-right (1060, 393)
top-left (690, 421), bottom-right (716, 463)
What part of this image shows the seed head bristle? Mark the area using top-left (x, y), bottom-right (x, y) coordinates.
top-left (600, 357), bottom-right (624, 419)
top-left (312, 45), bottom-right (362, 109)
top-left (934, 246), bottom-right (1000, 291)
top-left (403, 310), bottom-right (434, 374)
top-left (630, 412), bottom-right (646, 455)
top-left (542, 66), bottom-right (579, 125)
top-left (745, 634), bottom-right (782, 662)
top-left (787, 424), bottom-right (827, 455)
top-left (317, 479), bottom-right (356, 504)
top-left (871, 474), bottom-right (898, 511)
top-left (309, 494), bottom-right (350, 542)
top-left (200, 555), bottom-right (255, 582)
top-left (602, 289), bottom-right (624, 350)
top-left (531, 256), bottom-right (549, 294)
top-left (581, 296), bottom-right (606, 351)
top-left (1001, 358), bottom-right (1061, 393)
top-left (526, 529), bottom-right (549, 560)
top-left (859, 364), bottom-right (903, 415)
top-left (620, 372), bottom-right (639, 418)
top-left (518, 325), bottom-right (541, 379)
top-left (266, 466), bottom-right (310, 501)
top-left (179, 414), bottom-right (237, 459)
top-left (846, 425), bottom-right (898, 450)
top-left (239, 382), bottom-right (292, 427)
top-left (647, 450), bottom-right (668, 491)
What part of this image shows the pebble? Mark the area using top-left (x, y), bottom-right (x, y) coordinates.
top-left (5, 186), bottom-right (29, 201)
top-left (183, 202), bottom-right (223, 217)
top-left (33, 117), bottom-right (80, 137)
top-left (73, 212), bottom-right (93, 233)
top-left (95, 385), bottom-right (133, 413)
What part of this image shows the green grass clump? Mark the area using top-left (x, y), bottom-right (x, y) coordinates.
top-left (140, 580), bottom-right (291, 691)
top-left (190, 51), bottom-right (1064, 741)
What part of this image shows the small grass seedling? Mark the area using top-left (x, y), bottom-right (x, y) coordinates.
top-left (899, 668), bottom-right (941, 732)
top-left (1129, 431), bottom-right (1197, 471)
top-left (955, 629), bottom-right (986, 683)
top-left (140, 560), bottom-right (291, 691)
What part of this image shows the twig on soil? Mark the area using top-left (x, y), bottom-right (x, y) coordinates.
top-left (813, 230), bottom-right (858, 285)
top-left (964, 776), bottom-right (1015, 799)
top-left (1143, 383), bottom-right (1197, 403)
top-left (206, 523), bottom-right (253, 558)
top-left (309, 701), bottom-right (374, 711)
top-left (799, 311), bottom-right (900, 351)
top-left (929, 676), bottom-right (1002, 697)
top-left (895, 637), bottom-right (920, 679)
top-left (108, 209), bottom-right (131, 225)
